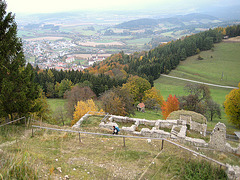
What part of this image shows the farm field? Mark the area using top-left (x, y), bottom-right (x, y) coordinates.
top-left (154, 40), bottom-right (240, 133)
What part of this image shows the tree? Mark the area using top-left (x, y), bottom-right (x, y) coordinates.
top-left (58, 79), bottom-right (73, 98)
top-left (122, 76), bottom-right (151, 102)
top-left (143, 87), bottom-right (164, 110)
top-left (101, 90), bottom-right (126, 116)
top-left (224, 83), bottom-right (240, 128)
top-left (206, 99), bottom-right (221, 121)
top-left (161, 95), bottom-right (179, 119)
top-left (65, 85), bottom-right (96, 119)
top-left (100, 86), bottom-right (134, 116)
top-left (179, 84), bottom-right (211, 115)
top-left (54, 106), bottom-right (66, 126)
top-left (0, 1), bottom-right (39, 121)
top-left (112, 87), bottom-right (135, 115)
top-left (46, 82), bottom-right (56, 98)
top-left (72, 99), bottom-right (101, 126)
top-left (30, 88), bottom-right (50, 122)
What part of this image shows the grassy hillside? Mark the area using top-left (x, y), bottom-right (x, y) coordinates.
top-left (154, 41), bottom-right (240, 133)
top-left (1, 119), bottom-right (237, 179)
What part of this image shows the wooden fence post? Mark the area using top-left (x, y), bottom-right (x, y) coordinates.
top-left (32, 127), bottom-right (34, 137)
top-left (79, 132), bottom-right (81, 143)
top-left (161, 140), bottom-right (164, 150)
top-left (123, 137), bottom-right (126, 147)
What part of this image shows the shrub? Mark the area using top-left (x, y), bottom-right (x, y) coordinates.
top-left (180, 160), bottom-right (227, 180)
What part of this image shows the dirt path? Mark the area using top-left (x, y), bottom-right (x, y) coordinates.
top-left (161, 74), bottom-right (238, 89)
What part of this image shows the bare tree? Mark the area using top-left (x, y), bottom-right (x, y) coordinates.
top-left (65, 85), bottom-right (96, 118)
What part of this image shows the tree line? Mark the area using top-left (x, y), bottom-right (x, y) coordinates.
top-left (34, 68), bottom-right (127, 98)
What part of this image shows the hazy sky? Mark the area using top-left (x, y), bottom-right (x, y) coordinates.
top-left (5, 0), bottom-right (240, 14)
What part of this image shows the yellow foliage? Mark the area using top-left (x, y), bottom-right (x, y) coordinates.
top-left (224, 83), bottom-right (240, 128)
top-left (71, 99), bottom-right (102, 126)
top-left (122, 76), bottom-right (151, 102)
top-left (143, 87), bottom-right (164, 106)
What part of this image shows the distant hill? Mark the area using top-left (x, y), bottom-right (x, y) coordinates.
top-left (115, 13), bottom-right (220, 29)
top-left (115, 18), bottom-right (159, 29)
top-left (176, 13), bottom-right (218, 21)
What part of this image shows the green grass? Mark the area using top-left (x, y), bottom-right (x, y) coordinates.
top-left (47, 98), bottom-right (67, 112)
top-left (0, 152), bottom-right (38, 179)
top-left (46, 98), bottom-right (72, 126)
top-left (0, 124), bottom-right (26, 143)
top-left (154, 41), bottom-right (240, 133)
top-left (170, 43), bottom-right (240, 87)
top-left (17, 30), bottom-right (34, 38)
top-left (130, 109), bottom-right (163, 120)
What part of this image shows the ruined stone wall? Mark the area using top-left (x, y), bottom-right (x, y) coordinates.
top-left (72, 114), bottom-right (91, 128)
top-left (208, 122), bottom-right (227, 151)
top-left (73, 113), bottom-right (240, 156)
top-left (190, 120), bottom-right (207, 136)
top-left (140, 128), bottom-right (171, 139)
top-left (155, 120), bottom-right (178, 129)
top-left (180, 114), bottom-right (191, 124)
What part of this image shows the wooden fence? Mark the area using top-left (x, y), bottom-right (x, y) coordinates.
top-left (32, 125), bottom-right (227, 168)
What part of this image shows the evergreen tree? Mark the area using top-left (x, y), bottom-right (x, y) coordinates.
top-left (0, 1), bottom-right (39, 121)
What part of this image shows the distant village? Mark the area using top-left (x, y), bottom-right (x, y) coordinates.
top-left (23, 39), bottom-right (111, 71)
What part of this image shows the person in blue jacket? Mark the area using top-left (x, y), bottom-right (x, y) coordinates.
top-left (113, 126), bottom-right (120, 135)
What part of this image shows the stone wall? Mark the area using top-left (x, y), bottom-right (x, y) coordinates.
top-left (168, 110), bottom-right (207, 136)
top-left (180, 114), bottom-right (192, 124)
top-left (72, 114), bottom-right (91, 128)
top-left (140, 128), bottom-right (171, 139)
top-left (208, 122), bottom-right (240, 155)
top-left (190, 120), bottom-right (207, 136)
top-left (208, 122), bottom-right (227, 151)
top-left (155, 120), bottom-right (178, 129)
top-left (99, 122), bottom-right (118, 131)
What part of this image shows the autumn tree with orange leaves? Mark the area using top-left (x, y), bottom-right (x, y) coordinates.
top-left (161, 95), bottom-right (179, 119)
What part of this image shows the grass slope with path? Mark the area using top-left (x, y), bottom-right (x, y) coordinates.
top-left (155, 40), bottom-right (240, 133)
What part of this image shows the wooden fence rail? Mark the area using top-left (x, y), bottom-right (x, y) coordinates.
top-left (0, 117), bottom-right (26, 128)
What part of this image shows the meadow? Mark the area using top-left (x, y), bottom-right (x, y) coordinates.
top-left (154, 41), bottom-right (240, 133)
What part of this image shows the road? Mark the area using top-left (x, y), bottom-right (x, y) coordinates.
top-left (161, 74), bottom-right (238, 89)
